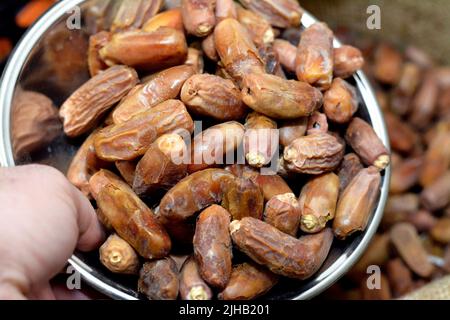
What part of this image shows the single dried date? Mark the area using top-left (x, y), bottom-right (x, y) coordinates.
top-left (333, 45), bottom-right (364, 79)
top-left (88, 31), bottom-right (111, 77)
top-left (264, 193), bottom-right (301, 236)
top-left (181, 0), bottom-right (216, 37)
top-left (222, 177), bottom-right (264, 221)
top-left (337, 153), bottom-right (363, 194)
top-left (323, 78), bottom-right (358, 124)
top-left (238, 0), bottom-right (303, 28)
top-left (279, 117), bottom-right (307, 147)
top-left (99, 234), bottom-right (139, 275)
top-left (138, 257), bottom-right (179, 300)
top-left (142, 8), bottom-right (184, 33)
top-left (179, 256), bottom-right (213, 300)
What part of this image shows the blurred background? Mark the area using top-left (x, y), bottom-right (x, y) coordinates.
top-left (1, 0), bottom-right (450, 300)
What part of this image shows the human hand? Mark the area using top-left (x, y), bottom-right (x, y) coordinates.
top-left (0, 165), bottom-right (104, 299)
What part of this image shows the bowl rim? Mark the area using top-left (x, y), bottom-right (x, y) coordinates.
top-left (0, 0), bottom-right (390, 300)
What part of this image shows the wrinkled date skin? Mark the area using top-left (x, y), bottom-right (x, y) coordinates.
top-left (90, 170), bottom-right (171, 259)
top-left (115, 160), bottom-right (137, 186)
top-left (241, 73), bottom-right (323, 119)
top-left (279, 117), bottom-right (307, 147)
top-left (264, 192), bottom-right (301, 236)
top-left (133, 134), bottom-right (188, 196)
top-left (193, 205), bottom-right (232, 289)
top-left (222, 177), bottom-right (264, 220)
top-left (110, 0), bottom-right (162, 32)
top-left (323, 78), bottom-right (358, 124)
top-left (296, 22), bottom-right (334, 90)
top-left (181, 74), bottom-right (247, 121)
top-left (307, 111), bottom-right (328, 135)
top-left (345, 117), bottom-right (390, 170)
top-left (243, 112), bottom-right (278, 168)
top-left (283, 133), bottom-right (345, 175)
top-left (181, 0), bottom-right (216, 37)
top-left (337, 153), bottom-right (363, 193)
top-left (273, 39), bottom-right (297, 73)
top-left (230, 218), bottom-right (333, 280)
top-left (251, 174), bottom-right (293, 202)
top-left (238, 0), bottom-right (303, 28)
top-left (142, 8), bottom-right (184, 33)
top-left (113, 65), bottom-right (196, 124)
top-left (138, 257), bottom-right (179, 300)
top-left (333, 167), bottom-right (381, 239)
top-left (12, 90), bottom-right (62, 159)
top-left (218, 262), bottom-right (278, 300)
top-left (236, 6), bottom-right (274, 47)
top-left (100, 27), bottom-right (188, 72)
top-left (158, 168), bottom-right (235, 223)
top-left (188, 121), bottom-right (245, 173)
top-left (67, 130), bottom-right (109, 197)
top-left (59, 65), bottom-right (138, 137)
top-left (214, 18), bottom-right (265, 83)
top-left (333, 45), bottom-right (364, 79)
top-left (95, 99), bottom-right (194, 161)
top-left (299, 173), bottom-right (340, 234)
top-left (88, 31), bottom-right (111, 77)
top-left (99, 233), bottom-right (140, 275)
top-left (179, 256), bottom-right (213, 300)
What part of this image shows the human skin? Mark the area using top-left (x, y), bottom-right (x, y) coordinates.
top-left (0, 165), bottom-right (104, 299)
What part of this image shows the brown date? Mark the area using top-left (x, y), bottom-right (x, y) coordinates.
top-left (420, 171), bottom-right (450, 211)
top-left (384, 112), bottom-right (419, 154)
top-left (88, 31), bottom-right (111, 77)
top-left (142, 8), bottom-right (184, 33)
top-left (230, 218), bottom-right (333, 280)
top-left (251, 174), bottom-right (292, 202)
top-left (59, 65), bottom-right (138, 137)
top-left (279, 117), bottom-right (307, 147)
top-left (138, 257), bottom-right (179, 300)
top-left (373, 43), bottom-right (403, 85)
top-left (90, 170), bottom-right (171, 259)
top-left (179, 256), bottom-right (213, 300)
top-left (333, 45), bottom-right (364, 79)
top-left (185, 48), bottom-right (204, 74)
top-left (115, 160), bottom-right (137, 186)
top-left (306, 111), bottom-right (328, 135)
top-left (100, 27), bottom-right (188, 72)
top-left (283, 133), bottom-right (345, 175)
top-left (181, 74), bottom-right (247, 121)
top-left (99, 234), bottom-right (139, 275)
top-left (337, 153), bottom-right (363, 194)
top-left (345, 117), bottom-right (390, 170)
top-left (201, 34), bottom-right (219, 61)
top-left (181, 0), bottom-right (216, 37)
top-left (236, 6), bottom-right (274, 47)
top-left (397, 62), bottom-right (421, 97)
top-left (241, 73), bottom-right (323, 119)
top-left (113, 65), bottom-right (195, 124)
top-left (296, 22), bottom-right (334, 90)
top-left (430, 218), bottom-right (450, 244)
top-left (386, 258), bottom-right (414, 297)
top-left (333, 167), bottom-right (381, 239)
top-left (238, 0), bottom-right (303, 28)
top-left (299, 173), bottom-right (340, 234)
top-left (272, 39), bottom-right (297, 73)
top-left (323, 78), bottom-right (358, 124)
top-left (216, 0), bottom-right (237, 22)
top-left (110, 0), bottom-right (162, 32)
top-left (133, 133), bottom-right (188, 196)
top-left (409, 71), bottom-right (439, 129)
top-left (264, 193), bottom-right (301, 236)
top-left (222, 177), bottom-right (264, 220)
top-left (218, 262), bottom-right (278, 300)
top-left (193, 205), bottom-right (232, 289)
top-left (95, 99), bottom-right (194, 161)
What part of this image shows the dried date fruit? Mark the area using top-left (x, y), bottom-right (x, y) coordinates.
top-left (279, 117), bottom-right (307, 147)
top-left (88, 31), bottom-right (111, 77)
top-left (99, 234), bottom-right (140, 275)
top-left (258, 45), bottom-right (285, 77)
top-left (193, 205), bottom-right (232, 289)
top-left (299, 173), bottom-right (340, 234)
top-left (133, 133), bottom-right (188, 196)
top-left (59, 65), bottom-right (138, 137)
top-left (272, 39), bottom-right (297, 73)
top-left (385, 193), bottom-right (419, 216)
top-left (396, 62), bottom-right (421, 97)
top-left (142, 8), bottom-right (184, 33)
top-left (238, 0), bottom-right (303, 28)
top-left (404, 46), bottom-right (433, 69)
top-left (386, 258), bottom-right (414, 297)
top-left (113, 65), bottom-right (195, 124)
top-left (230, 218), bottom-right (333, 280)
top-left (216, 0), bottom-right (237, 22)
top-left (12, 90), bottom-right (61, 159)
top-left (96, 207), bottom-right (113, 231)
top-left (384, 112), bottom-right (419, 154)
top-left (337, 153), bottom-right (363, 194)
top-left (138, 257), bottom-right (179, 300)
top-left (241, 73), bottom-right (323, 119)
top-left (350, 234), bottom-right (389, 278)
top-left (409, 72), bottom-right (439, 129)
top-left (390, 156), bottom-right (422, 194)
top-left (95, 99), bottom-right (194, 161)
top-left (236, 6), bottom-right (274, 47)
top-left (100, 28), bottom-right (188, 72)
top-left (306, 111), bottom-right (328, 135)
top-left (115, 160), bottom-right (137, 186)
top-left (323, 78), bottom-right (358, 124)
top-left (421, 171), bottom-right (450, 211)
top-left (283, 133), bottom-right (345, 175)
top-left (264, 193), bottom-right (301, 236)
top-left (179, 256), bottom-right (213, 300)
top-left (181, 74), bottom-right (247, 121)
top-left (201, 34), bottom-right (218, 61)
top-left (390, 222), bottom-right (435, 278)
top-left (373, 43), bottom-right (403, 85)
top-left (185, 48), bottom-right (204, 74)
top-left (251, 174), bottom-right (292, 202)
top-left (333, 167), bottom-right (381, 239)
top-left (158, 168), bottom-right (235, 223)
top-left (222, 177), bottom-right (264, 220)
top-left (345, 117), bottom-right (390, 170)
top-left (243, 112), bottom-right (278, 168)
top-left (333, 45), bottom-right (364, 79)
top-left (225, 164), bottom-right (259, 180)
top-left (188, 121), bottom-right (245, 173)
top-left (430, 218), bottom-right (450, 244)
top-left (90, 170), bottom-right (171, 259)
top-left (110, 0), bottom-right (162, 32)
top-left (181, 0), bottom-right (216, 37)
top-left (296, 23), bottom-right (334, 90)
top-left (218, 262), bottom-right (278, 300)
top-left (406, 210), bottom-right (437, 233)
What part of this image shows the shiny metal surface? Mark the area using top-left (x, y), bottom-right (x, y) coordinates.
top-left (0, 0), bottom-right (390, 300)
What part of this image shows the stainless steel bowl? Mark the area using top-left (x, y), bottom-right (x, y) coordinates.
top-left (0, 0), bottom-right (390, 300)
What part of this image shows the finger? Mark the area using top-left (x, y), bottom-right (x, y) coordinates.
top-left (29, 283), bottom-right (56, 300)
top-left (70, 186), bottom-right (105, 252)
top-left (52, 283), bottom-right (92, 300)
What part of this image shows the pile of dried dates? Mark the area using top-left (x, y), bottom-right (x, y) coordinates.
top-left (12, 0), bottom-right (390, 300)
